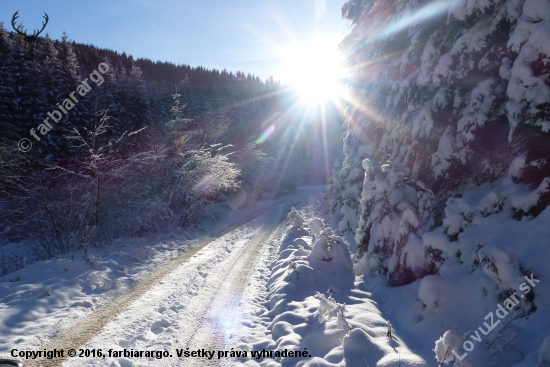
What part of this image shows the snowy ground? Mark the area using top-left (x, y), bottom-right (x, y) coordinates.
top-left (2, 183), bottom-right (549, 367)
top-left (220, 198), bottom-right (432, 367)
top-left (217, 178), bottom-right (550, 367)
top-left (0, 187), bottom-right (321, 366)
top-left (59, 200), bottom-right (291, 367)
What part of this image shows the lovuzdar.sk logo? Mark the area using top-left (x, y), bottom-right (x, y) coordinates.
top-left (11, 10), bottom-right (49, 61)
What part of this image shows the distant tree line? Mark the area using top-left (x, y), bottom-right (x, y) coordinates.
top-left (0, 22), bottom-right (281, 159)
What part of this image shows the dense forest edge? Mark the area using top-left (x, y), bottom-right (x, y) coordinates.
top-left (324, 1), bottom-right (550, 364)
top-left (328, 0), bottom-right (550, 285)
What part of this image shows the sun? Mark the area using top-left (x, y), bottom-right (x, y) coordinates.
top-left (279, 37), bottom-right (346, 103)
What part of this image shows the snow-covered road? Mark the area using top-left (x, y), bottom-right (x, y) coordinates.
top-left (183, 220), bottom-right (284, 367)
top-left (21, 196), bottom-right (295, 367)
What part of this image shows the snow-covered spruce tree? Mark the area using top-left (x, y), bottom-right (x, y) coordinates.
top-left (0, 23), bottom-right (20, 145)
top-left (55, 33), bottom-right (94, 133)
top-left (339, 0), bottom-right (550, 285)
top-left (337, 115), bottom-right (370, 234)
top-left (355, 160), bottom-right (442, 285)
top-left (325, 159), bottom-right (344, 216)
top-left (111, 64), bottom-right (152, 145)
top-left (0, 143), bottom-right (30, 243)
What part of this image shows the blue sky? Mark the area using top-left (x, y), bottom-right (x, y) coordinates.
top-left (0, 0), bottom-right (351, 82)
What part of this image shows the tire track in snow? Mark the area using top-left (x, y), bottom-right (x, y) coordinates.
top-left (25, 202), bottom-right (293, 367)
top-left (181, 219), bottom-right (283, 367)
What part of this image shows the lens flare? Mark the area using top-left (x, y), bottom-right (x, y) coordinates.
top-left (255, 125), bottom-right (275, 144)
top-left (380, 0), bottom-right (457, 39)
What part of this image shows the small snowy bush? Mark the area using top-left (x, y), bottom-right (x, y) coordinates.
top-left (314, 292), bottom-right (351, 340)
top-left (287, 207), bottom-right (305, 230)
top-left (434, 330), bottom-right (470, 367)
top-left (314, 292), bottom-right (338, 323)
top-left (308, 217), bottom-right (324, 236)
top-left (307, 227), bottom-right (353, 272)
top-left (475, 245), bottom-right (523, 291)
top-left (286, 262), bottom-right (298, 279)
top-left (85, 254), bottom-right (102, 267)
top-left (476, 191), bottom-right (504, 217)
top-left (418, 276), bottom-right (443, 315)
top-left (336, 304), bottom-right (351, 340)
top-left (511, 177), bottom-right (550, 219)
top-left (443, 198), bottom-right (473, 241)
